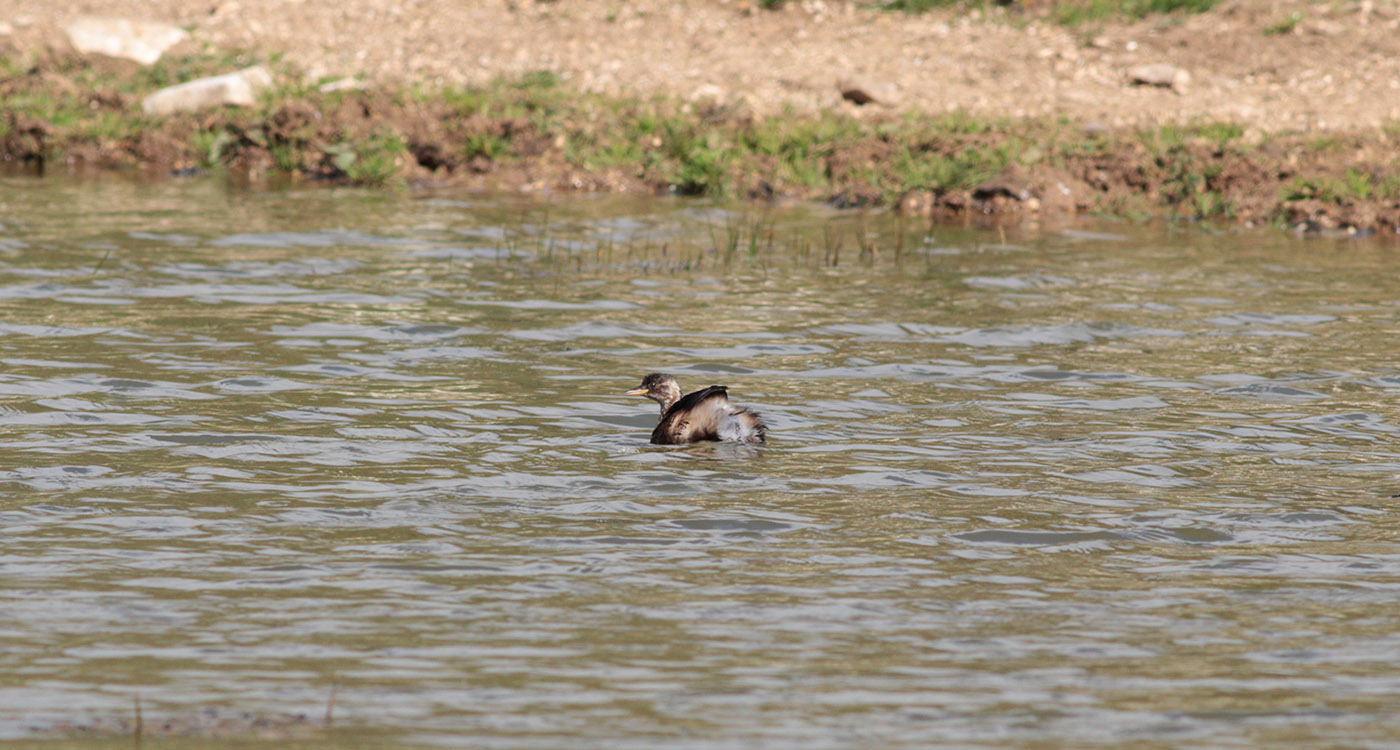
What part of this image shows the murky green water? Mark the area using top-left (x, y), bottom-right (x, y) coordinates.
top-left (4, 176), bottom-right (1400, 748)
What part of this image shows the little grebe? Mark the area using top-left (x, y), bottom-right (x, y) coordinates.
top-left (625, 373), bottom-right (767, 445)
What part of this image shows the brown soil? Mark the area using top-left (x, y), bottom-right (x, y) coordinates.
top-left (4, 0), bottom-right (1399, 133)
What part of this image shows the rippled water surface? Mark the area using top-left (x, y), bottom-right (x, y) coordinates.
top-left (4, 176), bottom-right (1400, 748)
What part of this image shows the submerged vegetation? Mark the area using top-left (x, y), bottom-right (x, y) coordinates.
top-left (2, 49), bottom-right (1400, 235)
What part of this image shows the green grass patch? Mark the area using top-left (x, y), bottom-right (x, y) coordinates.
top-left (1263, 10), bottom-right (1304, 35)
top-left (891, 141), bottom-right (1014, 194)
top-left (1307, 136), bottom-right (1347, 152)
top-left (1282, 176), bottom-right (1342, 204)
top-left (191, 128), bottom-right (237, 168)
top-left (1152, 142), bottom-right (1235, 220)
top-left (880, 0), bottom-right (968, 12)
top-left (325, 131), bottom-right (406, 185)
top-left (1194, 121), bottom-right (1244, 146)
top-left (1284, 169), bottom-right (1400, 205)
top-left (1050, 0), bottom-right (1216, 25)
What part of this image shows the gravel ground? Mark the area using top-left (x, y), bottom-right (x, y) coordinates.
top-left (2, 0), bottom-right (1399, 133)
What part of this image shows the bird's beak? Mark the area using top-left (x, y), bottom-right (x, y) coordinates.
top-left (624, 386), bottom-right (648, 396)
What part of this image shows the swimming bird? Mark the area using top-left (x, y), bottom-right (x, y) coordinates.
top-left (625, 373), bottom-right (767, 445)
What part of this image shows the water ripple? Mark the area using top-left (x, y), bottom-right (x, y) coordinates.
top-left (3, 180), bottom-right (1400, 748)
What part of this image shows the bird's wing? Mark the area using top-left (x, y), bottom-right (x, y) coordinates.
top-left (651, 386), bottom-right (730, 444)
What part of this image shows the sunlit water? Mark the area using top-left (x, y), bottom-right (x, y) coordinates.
top-left (4, 176), bottom-right (1400, 748)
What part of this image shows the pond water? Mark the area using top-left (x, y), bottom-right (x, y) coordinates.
top-left (3, 176), bottom-right (1400, 748)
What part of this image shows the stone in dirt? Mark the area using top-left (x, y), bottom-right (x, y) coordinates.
top-left (64, 17), bottom-right (188, 66)
top-left (142, 66), bottom-right (273, 116)
top-left (897, 189), bottom-right (936, 216)
top-left (1128, 64), bottom-right (1190, 92)
top-left (839, 83), bottom-right (878, 106)
top-left (973, 165), bottom-right (1034, 202)
top-left (970, 165), bottom-right (1092, 215)
top-left (1029, 166), bottom-right (1093, 214)
top-left (317, 77), bottom-right (365, 93)
top-left (837, 80), bottom-right (899, 107)
top-left (689, 83), bottom-right (727, 103)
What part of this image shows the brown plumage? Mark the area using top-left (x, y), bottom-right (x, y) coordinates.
top-left (625, 373), bottom-right (767, 445)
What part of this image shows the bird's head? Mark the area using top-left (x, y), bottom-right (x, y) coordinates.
top-left (626, 372), bottom-right (682, 411)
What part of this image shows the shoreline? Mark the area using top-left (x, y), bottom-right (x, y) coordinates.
top-left (2, 47), bottom-right (1398, 236)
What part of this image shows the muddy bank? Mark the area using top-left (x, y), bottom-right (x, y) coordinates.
top-left (3, 50), bottom-right (1399, 236)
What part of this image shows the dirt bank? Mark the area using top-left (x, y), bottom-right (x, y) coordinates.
top-left (2, 1), bottom-right (1399, 234)
top-left (4, 0), bottom-right (1399, 132)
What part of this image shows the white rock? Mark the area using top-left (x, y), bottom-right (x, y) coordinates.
top-left (317, 77), bottom-right (364, 93)
top-left (141, 66), bottom-right (273, 116)
top-left (1129, 63), bottom-right (1190, 91)
top-left (64, 16), bottom-right (188, 66)
top-left (689, 83), bottom-right (726, 102)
